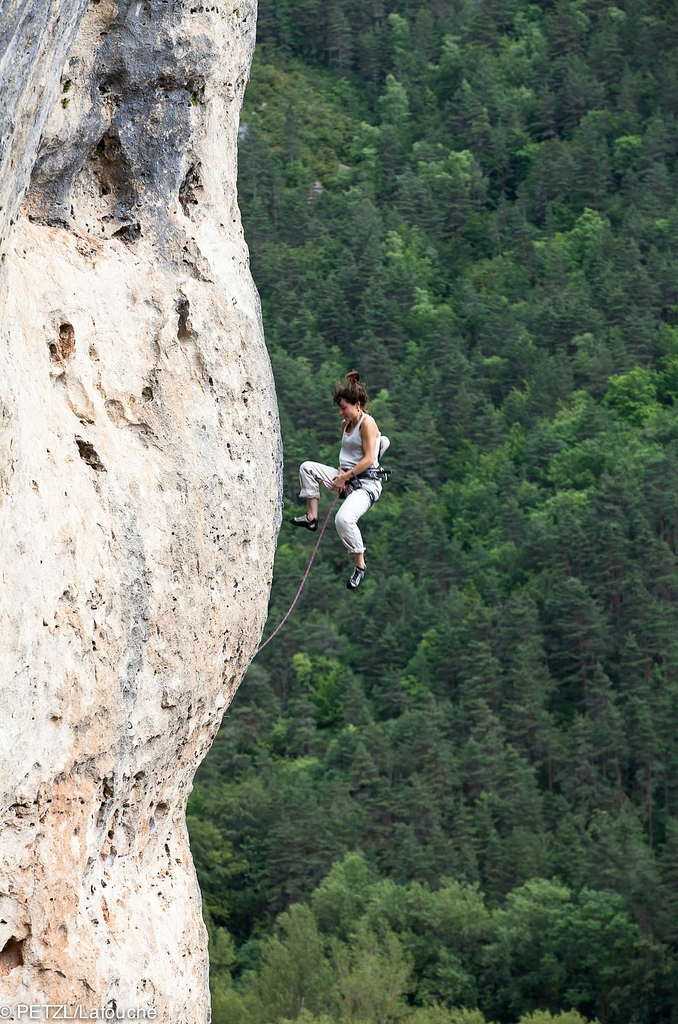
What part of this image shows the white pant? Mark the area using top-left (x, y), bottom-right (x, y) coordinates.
top-left (299, 461), bottom-right (381, 555)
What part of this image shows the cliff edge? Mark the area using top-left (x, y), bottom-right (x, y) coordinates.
top-left (0, 0), bottom-right (280, 1018)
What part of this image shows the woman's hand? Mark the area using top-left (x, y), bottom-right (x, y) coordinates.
top-left (331, 471), bottom-right (351, 493)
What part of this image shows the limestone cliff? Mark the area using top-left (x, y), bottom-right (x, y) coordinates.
top-left (0, 0), bottom-right (280, 1019)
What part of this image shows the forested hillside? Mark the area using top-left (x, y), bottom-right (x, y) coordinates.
top-left (187, 2), bottom-right (678, 1021)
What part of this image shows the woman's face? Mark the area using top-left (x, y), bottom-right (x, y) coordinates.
top-left (337, 398), bottom-right (361, 422)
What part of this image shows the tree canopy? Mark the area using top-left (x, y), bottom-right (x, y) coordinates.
top-left (188, 1), bottom-right (678, 1021)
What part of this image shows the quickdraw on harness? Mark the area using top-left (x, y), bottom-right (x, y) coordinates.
top-left (255, 436), bottom-right (392, 654)
top-left (357, 466), bottom-right (392, 482)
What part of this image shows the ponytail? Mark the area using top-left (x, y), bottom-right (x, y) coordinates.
top-left (333, 370), bottom-right (369, 409)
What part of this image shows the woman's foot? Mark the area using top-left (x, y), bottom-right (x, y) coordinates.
top-left (347, 564), bottom-right (366, 590)
top-left (290, 513), bottom-right (318, 531)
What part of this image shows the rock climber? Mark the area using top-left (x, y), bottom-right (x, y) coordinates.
top-left (290, 371), bottom-right (386, 590)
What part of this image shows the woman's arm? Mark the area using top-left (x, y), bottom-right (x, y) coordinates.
top-left (355, 416), bottom-right (378, 472)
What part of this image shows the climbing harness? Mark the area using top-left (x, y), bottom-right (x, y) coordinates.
top-left (357, 467), bottom-right (391, 482)
top-left (348, 467), bottom-right (391, 506)
top-left (255, 492), bottom-right (340, 655)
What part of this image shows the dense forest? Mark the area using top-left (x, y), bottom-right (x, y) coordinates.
top-left (187, 1), bottom-right (678, 1021)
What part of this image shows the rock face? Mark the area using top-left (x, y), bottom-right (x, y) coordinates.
top-left (0, 0), bottom-right (280, 1018)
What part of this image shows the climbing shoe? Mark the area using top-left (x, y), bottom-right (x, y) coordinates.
top-left (290, 513), bottom-right (318, 531)
top-left (347, 564), bottom-right (366, 590)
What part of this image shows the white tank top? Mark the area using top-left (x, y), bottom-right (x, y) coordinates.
top-left (339, 414), bottom-right (380, 470)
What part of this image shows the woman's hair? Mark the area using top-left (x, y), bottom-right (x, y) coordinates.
top-left (333, 370), bottom-right (369, 409)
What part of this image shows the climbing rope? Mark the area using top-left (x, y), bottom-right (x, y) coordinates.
top-left (255, 493), bottom-right (340, 655)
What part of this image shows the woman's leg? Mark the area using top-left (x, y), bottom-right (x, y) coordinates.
top-left (298, 462), bottom-right (339, 521)
top-left (334, 488), bottom-right (373, 568)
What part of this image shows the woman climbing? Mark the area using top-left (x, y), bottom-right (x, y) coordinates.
top-left (290, 371), bottom-right (384, 590)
